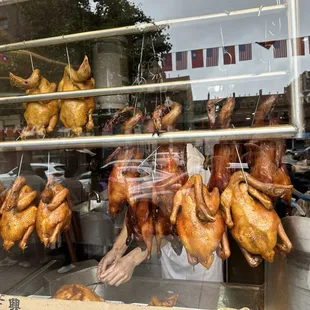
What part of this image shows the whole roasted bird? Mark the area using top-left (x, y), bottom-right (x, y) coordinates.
top-left (107, 107), bottom-right (144, 217)
top-left (171, 174), bottom-right (230, 268)
top-left (53, 284), bottom-right (104, 302)
top-left (152, 99), bottom-right (182, 134)
top-left (58, 55), bottom-right (95, 136)
top-left (207, 97), bottom-right (239, 193)
top-left (9, 69), bottom-right (59, 138)
top-left (152, 144), bottom-right (188, 256)
top-left (246, 95), bottom-right (292, 204)
top-left (1, 177), bottom-right (37, 251)
top-left (148, 293), bottom-right (179, 307)
top-left (221, 171), bottom-right (293, 267)
top-left (36, 176), bottom-right (71, 247)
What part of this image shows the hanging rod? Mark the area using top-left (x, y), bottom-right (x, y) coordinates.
top-left (0, 4), bottom-right (287, 52)
top-left (0, 125), bottom-right (296, 152)
top-left (0, 71), bottom-right (288, 105)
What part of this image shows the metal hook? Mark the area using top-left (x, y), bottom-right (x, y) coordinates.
top-left (65, 44), bottom-right (72, 81)
top-left (17, 153), bottom-right (24, 177)
top-left (29, 52), bottom-right (34, 71)
top-left (258, 5), bottom-right (264, 16)
top-left (251, 92), bottom-right (261, 126)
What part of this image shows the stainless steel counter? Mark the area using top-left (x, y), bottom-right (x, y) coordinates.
top-left (29, 260), bottom-right (261, 310)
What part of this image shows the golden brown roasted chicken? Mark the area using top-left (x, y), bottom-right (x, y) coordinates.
top-left (171, 174), bottom-right (230, 268)
top-left (1, 177), bottom-right (37, 251)
top-left (36, 176), bottom-right (71, 247)
top-left (221, 171), bottom-right (293, 267)
top-left (53, 284), bottom-right (104, 302)
top-left (148, 293), bottom-right (179, 307)
top-left (246, 95), bottom-right (292, 204)
top-left (58, 56), bottom-right (95, 136)
top-left (9, 69), bottom-right (59, 138)
top-left (207, 97), bottom-right (239, 193)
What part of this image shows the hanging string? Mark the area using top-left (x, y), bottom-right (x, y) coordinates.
top-left (29, 52), bottom-right (34, 71)
top-left (65, 44), bottom-right (72, 81)
top-left (17, 153), bottom-right (24, 177)
top-left (231, 125), bottom-right (248, 187)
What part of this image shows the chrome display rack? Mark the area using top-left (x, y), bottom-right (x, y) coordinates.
top-left (0, 0), bottom-right (303, 152)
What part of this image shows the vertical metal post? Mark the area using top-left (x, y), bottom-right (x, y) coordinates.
top-left (287, 0), bottom-right (304, 138)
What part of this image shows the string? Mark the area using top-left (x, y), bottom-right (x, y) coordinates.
top-left (29, 52), bottom-right (34, 71)
top-left (65, 44), bottom-right (72, 81)
top-left (17, 153), bottom-right (24, 177)
top-left (231, 125), bottom-right (248, 187)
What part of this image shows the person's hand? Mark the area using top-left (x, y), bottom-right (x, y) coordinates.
top-left (99, 254), bottom-right (136, 287)
top-left (97, 248), bottom-right (122, 281)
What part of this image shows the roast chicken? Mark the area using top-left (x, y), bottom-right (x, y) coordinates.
top-left (36, 176), bottom-right (71, 247)
top-left (1, 177), bottom-right (37, 251)
top-left (148, 293), bottom-right (179, 307)
top-left (221, 171), bottom-right (293, 267)
top-left (58, 55), bottom-right (95, 136)
top-left (207, 97), bottom-right (239, 193)
top-left (53, 284), bottom-right (104, 302)
top-left (246, 95), bottom-right (292, 204)
top-left (170, 174), bottom-right (230, 268)
top-left (0, 181), bottom-right (6, 212)
top-left (9, 69), bottom-right (59, 138)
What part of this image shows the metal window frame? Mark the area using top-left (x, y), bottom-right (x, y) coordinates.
top-left (0, 0), bottom-right (303, 152)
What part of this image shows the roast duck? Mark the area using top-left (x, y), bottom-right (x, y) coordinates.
top-left (9, 69), bottom-right (59, 138)
top-left (58, 55), bottom-right (95, 136)
top-left (36, 176), bottom-right (71, 247)
top-left (207, 97), bottom-right (239, 193)
top-left (148, 293), bottom-right (179, 307)
top-left (171, 174), bottom-right (230, 268)
top-left (53, 284), bottom-right (104, 302)
top-left (0, 177), bottom-right (37, 251)
top-left (221, 171), bottom-right (292, 267)
top-left (246, 95), bottom-right (292, 204)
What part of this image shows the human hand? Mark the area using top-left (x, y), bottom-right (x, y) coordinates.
top-left (97, 248), bottom-right (122, 281)
top-left (99, 254), bottom-right (136, 287)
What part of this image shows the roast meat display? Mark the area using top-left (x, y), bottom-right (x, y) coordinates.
top-left (9, 69), bottom-right (59, 138)
top-left (58, 55), bottom-right (95, 136)
top-left (53, 284), bottom-right (104, 302)
top-left (0, 177), bottom-right (37, 251)
top-left (36, 176), bottom-right (72, 247)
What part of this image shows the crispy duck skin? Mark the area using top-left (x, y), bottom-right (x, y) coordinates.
top-left (36, 177), bottom-right (71, 247)
top-left (152, 100), bottom-right (182, 134)
top-left (171, 175), bottom-right (230, 269)
top-left (53, 284), bottom-right (104, 302)
top-left (207, 97), bottom-right (238, 193)
top-left (9, 69), bottom-right (59, 138)
top-left (247, 95), bottom-right (292, 204)
top-left (0, 177), bottom-right (37, 251)
top-left (58, 56), bottom-right (95, 136)
top-left (148, 293), bottom-right (179, 307)
top-left (221, 171), bottom-right (292, 267)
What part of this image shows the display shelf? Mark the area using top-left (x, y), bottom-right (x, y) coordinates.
top-left (0, 4), bottom-right (286, 52)
top-left (0, 125), bottom-right (296, 152)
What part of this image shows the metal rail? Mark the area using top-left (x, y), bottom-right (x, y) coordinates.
top-left (0, 125), bottom-right (296, 152)
top-left (0, 71), bottom-right (288, 105)
top-left (287, 0), bottom-right (304, 138)
top-left (0, 4), bottom-right (286, 52)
